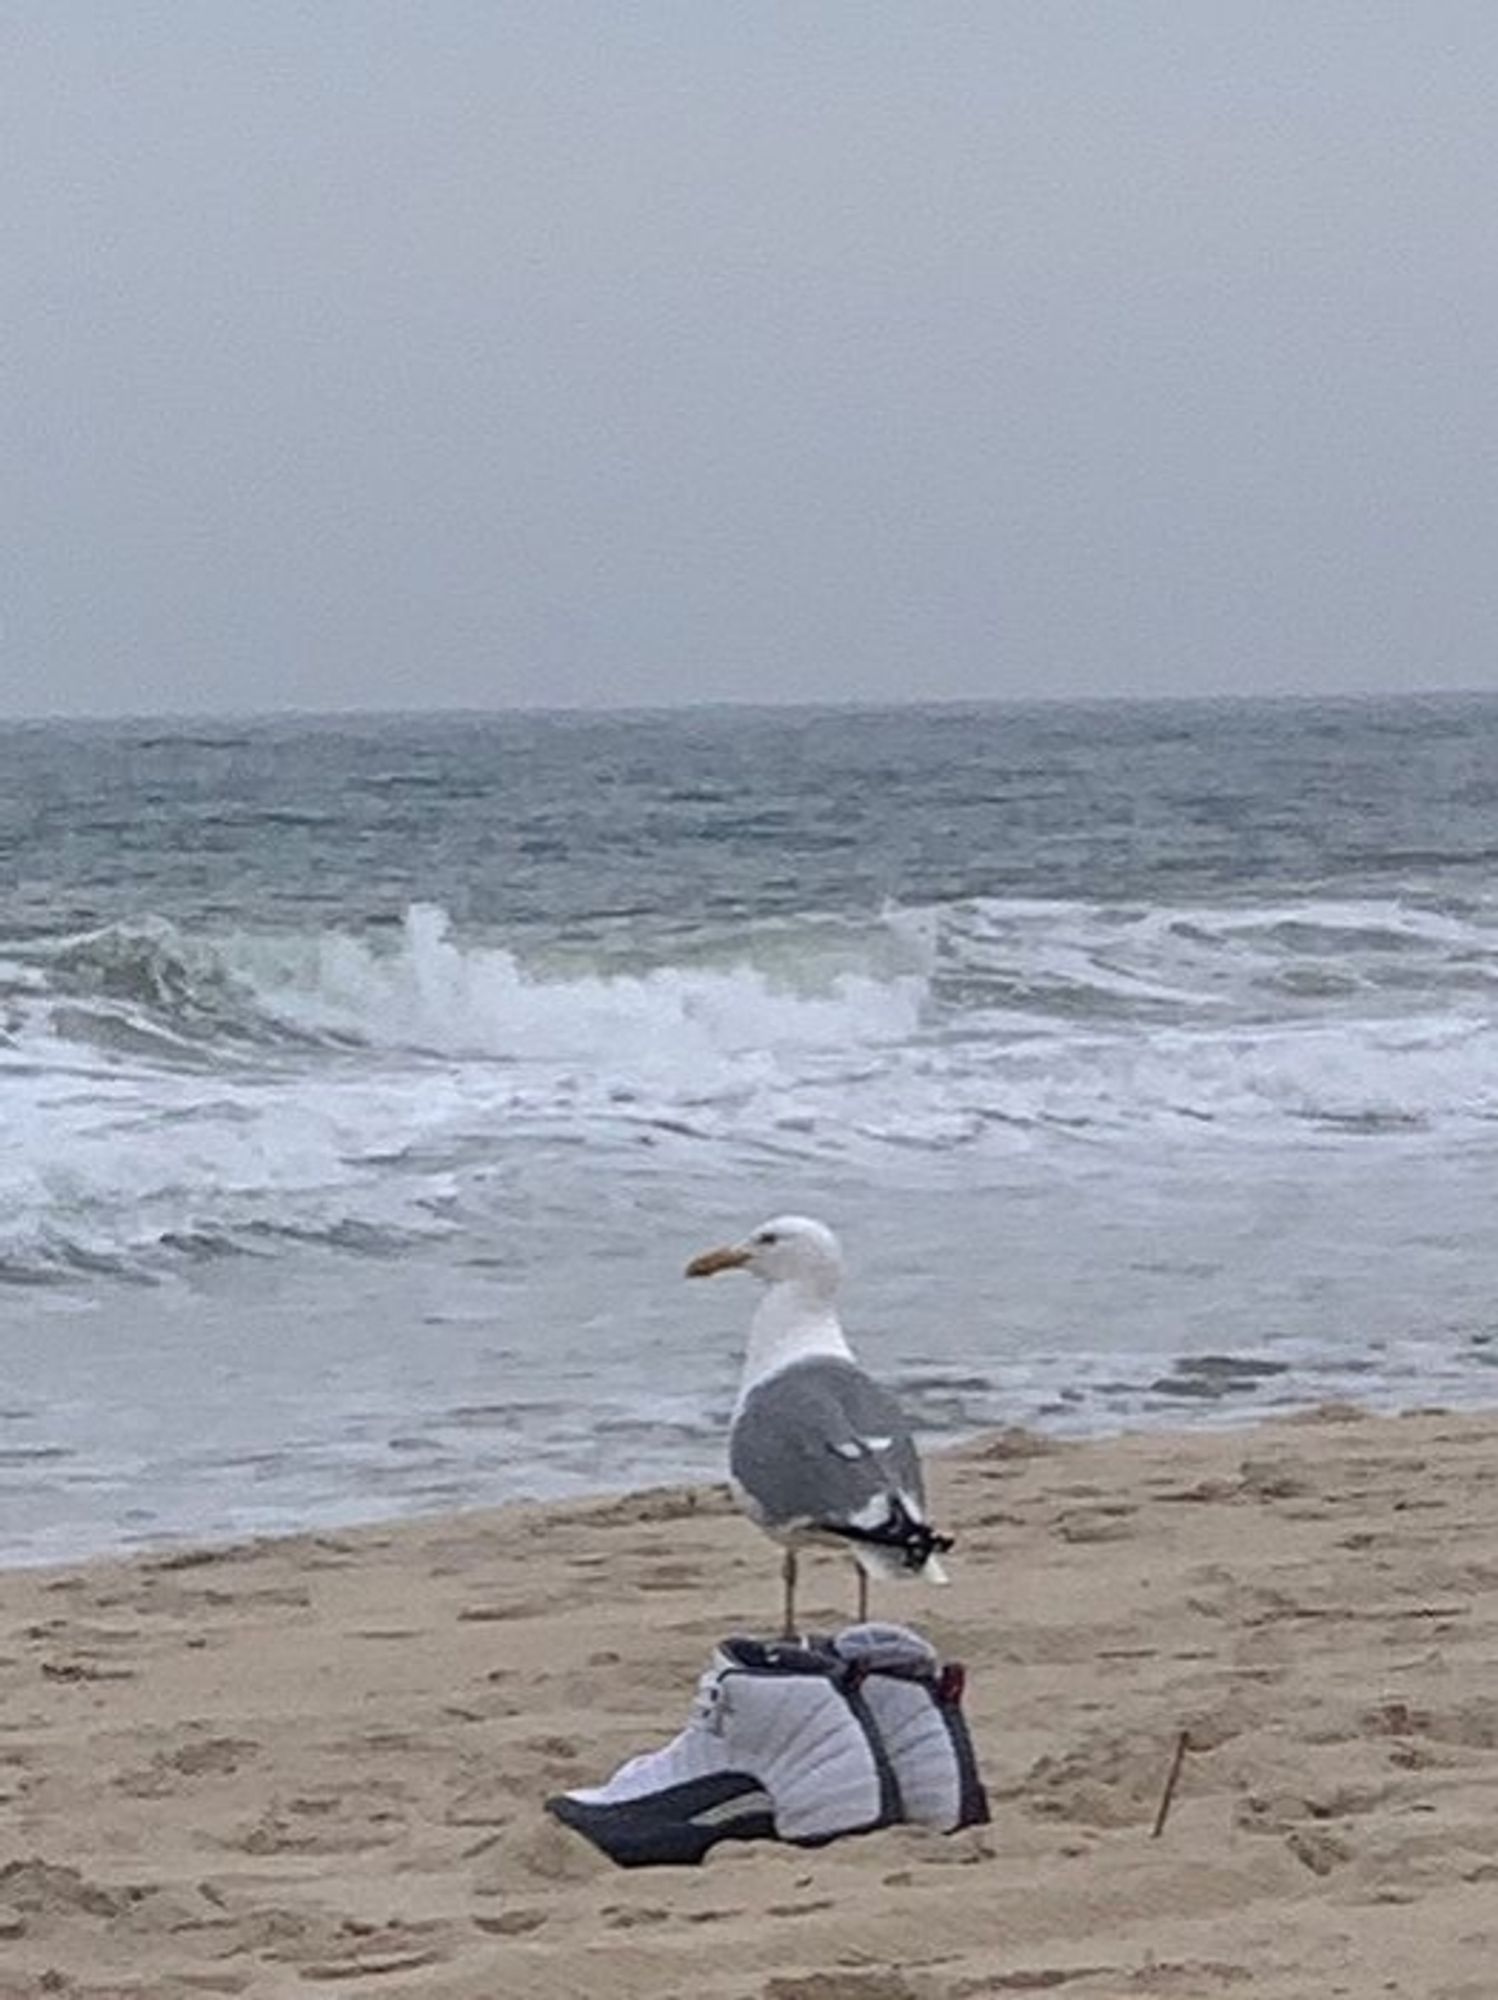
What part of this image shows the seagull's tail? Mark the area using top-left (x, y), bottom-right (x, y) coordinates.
top-left (826, 1496), bottom-right (954, 1582)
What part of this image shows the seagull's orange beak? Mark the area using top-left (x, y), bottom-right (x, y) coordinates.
top-left (685, 1244), bottom-right (751, 1278)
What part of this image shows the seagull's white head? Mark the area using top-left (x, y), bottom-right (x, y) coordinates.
top-left (685, 1214), bottom-right (844, 1296)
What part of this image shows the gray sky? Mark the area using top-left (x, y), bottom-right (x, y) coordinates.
top-left (4, 2), bottom-right (1496, 717)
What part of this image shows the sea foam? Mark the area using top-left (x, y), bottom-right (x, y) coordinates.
top-left (3, 893), bottom-right (1497, 1283)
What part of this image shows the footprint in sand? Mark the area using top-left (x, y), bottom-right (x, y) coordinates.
top-left (499, 1817), bottom-right (611, 1885)
top-left (117, 1736), bottom-right (260, 1796)
top-left (0, 1857), bottom-right (128, 1918)
top-left (637, 1561), bottom-right (709, 1593)
top-left (1284, 1825), bottom-right (1355, 1875)
top-left (760, 1973), bottom-right (939, 2000)
top-left (1056, 1504), bottom-right (1137, 1545)
top-left (170, 1736), bottom-right (260, 1777)
top-left (1022, 1733), bottom-right (1184, 1829)
top-left (1361, 1697), bottom-right (1498, 1748)
top-left (297, 1929), bottom-right (448, 1983)
top-left (473, 1907), bottom-right (548, 1936)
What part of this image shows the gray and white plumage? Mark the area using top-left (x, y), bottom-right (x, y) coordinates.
top-left (685, 1214), bottom-right (950, 1631)
top-left (730, 1355), bottom-right (930, 1564)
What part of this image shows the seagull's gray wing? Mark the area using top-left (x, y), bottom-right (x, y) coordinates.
top-left (729, 1355), bottom-right (926, 1532)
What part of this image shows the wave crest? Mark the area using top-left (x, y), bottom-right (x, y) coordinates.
top-left (5, 893), bottom-right (1498, 1285)
top-left (6, 904), bottom-right (929, 1069)
top-left (222, 903), bottom-right (930, 1062)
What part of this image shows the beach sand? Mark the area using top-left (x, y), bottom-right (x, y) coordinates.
top-left (3, 1404), bottom-right (1497, 1999)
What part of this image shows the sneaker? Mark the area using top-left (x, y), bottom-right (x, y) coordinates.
top-left (547, 1636), bottom-right (898, 1867)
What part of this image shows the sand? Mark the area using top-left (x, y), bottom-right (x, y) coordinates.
top-left (3, 1403), bottom-right (1497, 1999)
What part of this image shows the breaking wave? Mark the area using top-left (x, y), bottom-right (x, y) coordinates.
top-left (3, 903), bottom-right (928, 1065)
top-left (4, 893), bottom-right (1498, 1283)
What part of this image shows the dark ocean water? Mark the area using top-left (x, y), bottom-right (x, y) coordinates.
top-left (4, 695), bottom-right (1498, 1562)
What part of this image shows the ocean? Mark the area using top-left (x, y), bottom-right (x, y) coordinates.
top-left (4, 694), bottom-right (1498, 1564)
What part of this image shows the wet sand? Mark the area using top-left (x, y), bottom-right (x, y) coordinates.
top-left (3, 1403), bottom-right (1497, 1999)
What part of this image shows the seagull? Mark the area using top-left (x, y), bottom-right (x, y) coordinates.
top-left (685, 1214), bottom-right (951, 1639)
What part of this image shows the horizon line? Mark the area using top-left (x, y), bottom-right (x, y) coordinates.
top-left (3, 682), bottom-right (1495, 730)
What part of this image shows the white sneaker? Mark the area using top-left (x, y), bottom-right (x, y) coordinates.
top-left (548, 1637), bottom-right (898, 1867)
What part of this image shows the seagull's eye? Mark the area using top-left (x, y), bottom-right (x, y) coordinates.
top-left (756, 1230), bottom-right (778, 1246)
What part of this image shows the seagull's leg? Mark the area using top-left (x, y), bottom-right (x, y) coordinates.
top-left (855, 1566), bottom-right (869, 1624)
top-left (781, 1548), bottom-right (798, 1641)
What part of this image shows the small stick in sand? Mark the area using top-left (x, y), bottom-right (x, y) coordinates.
top-left (1150, 1728), bottom-right (1191, 1839)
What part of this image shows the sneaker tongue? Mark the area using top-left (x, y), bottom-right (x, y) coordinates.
top-left (831, 1622), bottom-right (940, 1676)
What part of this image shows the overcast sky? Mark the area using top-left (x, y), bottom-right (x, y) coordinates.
top-left (4, 3), bottom-right (1496, 718)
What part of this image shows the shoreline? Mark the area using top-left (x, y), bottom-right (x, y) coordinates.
top-left (3, 1403), bottom-right (1497, 1998)
top-left (9, 1380), bottom-right (1493, 1580)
